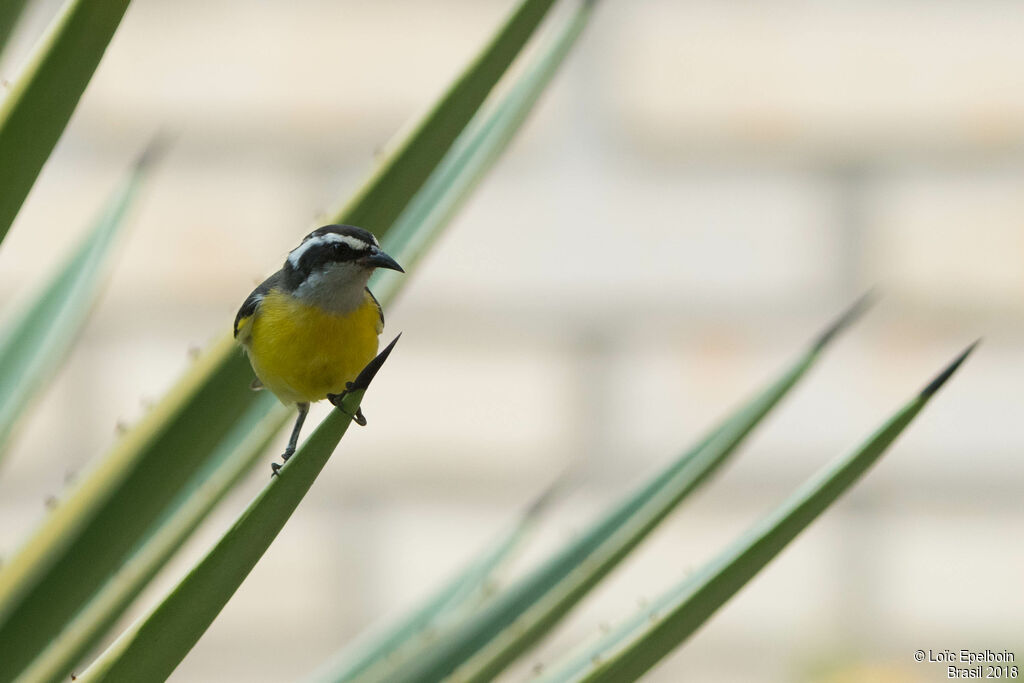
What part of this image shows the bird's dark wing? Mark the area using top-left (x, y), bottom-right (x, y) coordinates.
top-left (366, 287), bottom-right (384, 333)
top-left (234, 272), bottom-right (281, 341)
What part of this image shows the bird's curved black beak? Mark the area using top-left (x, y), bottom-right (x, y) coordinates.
top-left (361, 247), bottom-right (404, 273)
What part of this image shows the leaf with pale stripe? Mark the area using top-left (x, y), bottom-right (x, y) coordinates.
top-left (556, 344), bottom-right (976, 683)
top-left (0, 0), bottom-right (133, 243)
top-left (381, 296), bottom-right (871, 683)
top-left (0, 147), bottom-right (154, 461)
top-left (0, 2), bottom-right (562, 678)
top-left (78, 339), bottom-right (399, 683)
top-left (308, 476), bottom-right (567, 683)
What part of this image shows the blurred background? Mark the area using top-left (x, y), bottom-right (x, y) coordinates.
top-left (1, 0), bottom-right (1022, 681)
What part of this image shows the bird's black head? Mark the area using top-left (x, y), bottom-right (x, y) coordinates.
top-left (282, 225), bottom-right (403, 291)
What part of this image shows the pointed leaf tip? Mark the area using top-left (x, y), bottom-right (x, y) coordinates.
top-left (812, 290), bottom-right (878, 351)
top-left (350, 333), bottom-right (401, 391)
top-left (920, 339), bottom-right (979, 398)
top-left (134, 129), bottom-right (177, 172)
top-left (523, 467), bottom-right (576, 520)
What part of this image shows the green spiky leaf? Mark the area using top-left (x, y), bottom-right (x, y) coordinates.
top-left (71, 2), bottom-right (596, 678)
top-left (0, 147), bottom-right (153, 460)
top-left (308, 476), bottom-right (567, 683)
top-left (553, 344), bottom-right (976, 683)
top-left (305, 5), bottom-right (603, 675)
top-left (13, 401), bottom-right (291, 683)
top-left (78, 338), bottom-right (400, 683)
top-left (381, 297), bottom-right (872, 683)
top-left (331, 0), bottom-right (558, 234)
top-left (0, 0), bottom-right (133, 243)
top-left (0, 1), bottom-right (562, 676)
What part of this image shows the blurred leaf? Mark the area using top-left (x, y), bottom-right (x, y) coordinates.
top-left (0, 335), bottom-right (273, 683)
top-left (0, 147), bottom-right (153, 461)
top-left (0, 0), bottom-right (560, 676)
top-left (74, 0), bottom-right (591, 676)
top-left (331, 0), bottom-right (559, 233)
top-left (0, 0), bottom-right (133, 244)
top-left (382, 297), bottom-right (872, 683)
top-left (553, 344), bottom-right (976, 683)
top-left (0, 0), bottom-right (32, 55)
top-left (307, 6), bottom-right (602, 674)
top-left (55, 1), bottom-right (589, 676)
top-left (303, 8), bottom-right (598, 682)
top-left (14, 401), bottom-right (290, 683)
top-left (78, 338), bottom-right (400, 683)
top-left (367, 0), bottom-right (592, 307)
top-left (308, 477), bottom-right (567, 683)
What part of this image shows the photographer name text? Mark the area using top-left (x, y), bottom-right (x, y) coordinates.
top-left (913, 649), bottom-right (1017, 679)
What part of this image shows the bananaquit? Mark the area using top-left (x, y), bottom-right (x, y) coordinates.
top-left (233, 224), bottom-right (404, 474)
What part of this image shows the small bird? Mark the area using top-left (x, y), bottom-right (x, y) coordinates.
top-left (233, 224), bottom-right (404, 474)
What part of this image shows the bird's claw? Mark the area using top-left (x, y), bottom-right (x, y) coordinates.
top-left (326, 389), bottom-right (367, 426)
top-left (270, 444), bottom-right (298, 477)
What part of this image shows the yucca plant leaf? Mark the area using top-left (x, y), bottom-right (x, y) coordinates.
top-left (381, 296), bottom-right (872, 683)
top-left (0, 0), bottom-right (562, 675)
top-left (0, 0), bottom-right (32, 55)
top-left (308, 476), bottom-right (568, 683)
top-left (0, 336), bottom-right (275, 683)
top-left (13, 401), bottom-right (291, 683)
top-left (305, 7), bottom-right (600, 676)
top-left (367, 0), bottom-right (594, 309)
top-left (0, 146), bottom-right (154, 461)
top-left (76, 2), bottom-right (592, 676)
top-left (78, 338), bottom-right (400, 683)
top-left (330, 0), bottom-right (559, 234)
top-left (0, 0), bottom-right (133, 244)
top-left (305, 7), bottom-right (592, 682)
top-left (548, 343), bottom-right (977, 683)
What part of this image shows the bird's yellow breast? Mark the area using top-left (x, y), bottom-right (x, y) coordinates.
top-left (244, 289), bottom-right (382, 405)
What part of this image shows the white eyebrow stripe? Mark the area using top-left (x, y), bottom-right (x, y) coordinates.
top-left (287, 233), bottom-right (371, 267)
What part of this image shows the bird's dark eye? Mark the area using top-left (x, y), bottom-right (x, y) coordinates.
top-left (333, 242), bottom-right (357, 260)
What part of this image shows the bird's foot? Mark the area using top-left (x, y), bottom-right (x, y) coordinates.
top-left (327, 384), bottom-right (367, 426)
top-left (270, 445), bottom-right (296, 477)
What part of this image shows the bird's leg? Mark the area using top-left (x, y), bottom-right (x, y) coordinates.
top-left (271, 402), bottom-right (309, 476)
top-left (327, 382), bottom-right (367, 426)
top-left (282, 402), bottom-right (309, 460)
